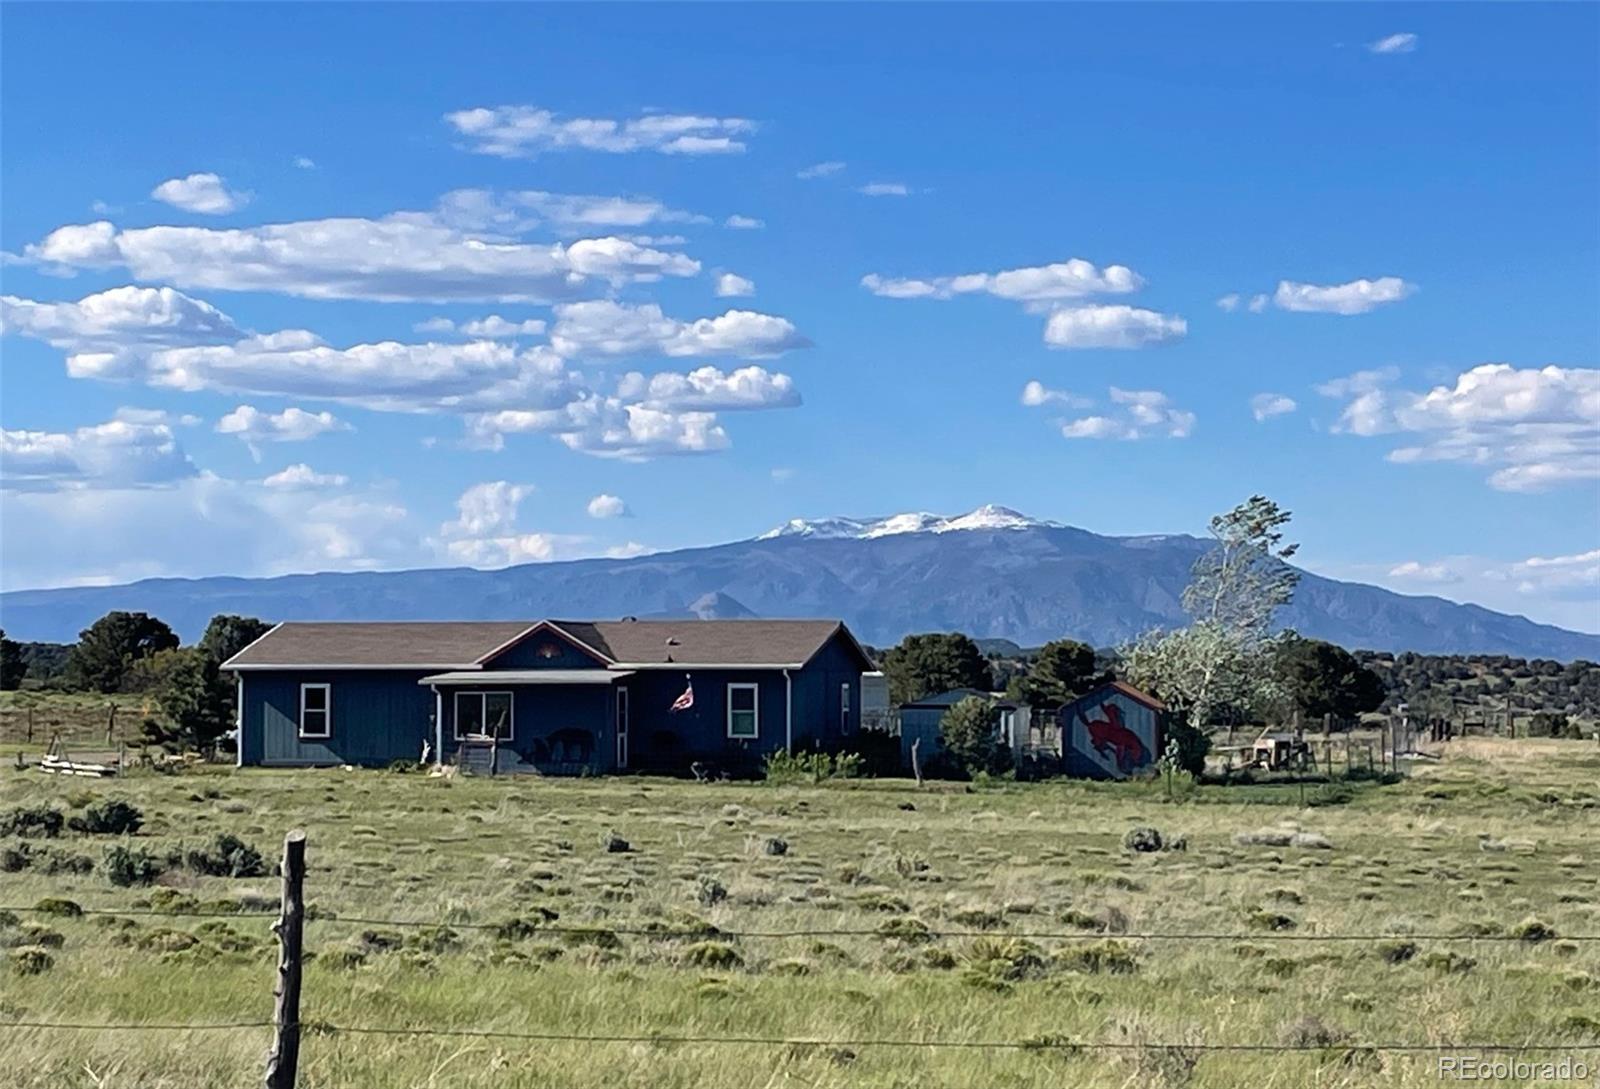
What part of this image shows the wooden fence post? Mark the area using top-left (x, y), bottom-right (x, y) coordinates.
top-left (106, 703), bottom-right (116, 745)
top-left (26, 707), bottom-right (34, 744)
top-left (910, 737), bottom-right (924, 788)
top-left (264, 830), bottom-right (307, 1089)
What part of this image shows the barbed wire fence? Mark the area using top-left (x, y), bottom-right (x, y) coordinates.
top-left (3, 830), bottom-right (1599, 1087)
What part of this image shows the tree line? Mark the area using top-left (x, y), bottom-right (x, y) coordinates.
top-left (1, 612), bottom-right (272, 751)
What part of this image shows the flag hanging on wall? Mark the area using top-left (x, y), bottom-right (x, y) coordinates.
top-left (670, 675), bottom-right (694, 712)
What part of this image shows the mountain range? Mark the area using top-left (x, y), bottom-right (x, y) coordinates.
top-left (2, 505), bottom-right (1594, 659)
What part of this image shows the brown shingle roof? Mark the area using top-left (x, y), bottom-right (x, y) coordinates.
top-left (224, 618), bottom-right (866, 670)
top-left (224, 621), bottom-right (532, 668)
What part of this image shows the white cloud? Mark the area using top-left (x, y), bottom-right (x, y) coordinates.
top-left (1216, 294), bottom-right (1241, 312)
top-left (724, 214), bottom-right (764, 230)
top-left (1274, 277), bottom-right (1415, 314)
top-left (857, 182), bottom-right (910, 197)
top-left (1319, 363), bottom-right (1600, 491)
top-left (150, 173), bottom-right (248, 215)
top-left (294, 157), bottom-right (317, 170)
top-left (605, 542), bottom-right (653, 559)
top-left (1388, 560), bottom-right (1460, 583)
top-left (464, 397), bottom-right (731, 460)
top-left (1, 286), bottom-right (242, 372)
top-left (586, 493), bottom-right (628, 519)
top-left (445, 105), bottom-right (755, 158)
top-left (715, 273), bottom-right (756, 298)
top-left (1368, 33), bottom-right (1418, 54)
top-left (797, 161), bottom-right (845, 179)
top-left (1248, 293), bottom-right (1269, 313)
top-left (1250, 393), bottom-right (1298, 421)
top-left (414, 315), bottom-right (550, 339)
top-left (216, 405), bottom-right (350, 458)
top-left (861, 259), bottom-right (1144, 303)
top-left (1057, 388), bottom-right (1195, 441)
top-left (0, 474), bottom-right (413, 589)
top-left (1, 415), bottom-right (198, 491)
top-left (1043, 305), bottom-right (1187, 349)
top-left (549, 300), bottom-right (808, 360)
top-left (770, 467), bottom-right (797, 482)
top-left (434, 188), bottom-right (707, 234)
top-left (443, 481), bottom-right (534, 538)
top-left (1019, 380), bottom-right (1090, 408)
top-left (23, 216), bottom-right (699, 303)
top-left (263, 463), bottom-right (348, 489)
top-left (616, 365), bottom-right (800, 411)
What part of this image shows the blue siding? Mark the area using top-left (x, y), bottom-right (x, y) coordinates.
top-left (438, 682), bottom-right (617, 774)
top-left (480, 629), bottom-right (608, 670)
top-left (241, 670), bottom-right (434, 767)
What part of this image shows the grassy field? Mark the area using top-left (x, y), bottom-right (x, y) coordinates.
top-left (1, 739), bottom-right (1598, 1088)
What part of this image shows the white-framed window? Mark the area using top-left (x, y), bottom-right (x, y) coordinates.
top-left (840, 682), bottom-right (851, 734)
top-left (298, 683), bottom-right (331, 740)
top-left (455, 691), bottom-right (514, 741)
top-left (727, 683), bottom-right (759, 739)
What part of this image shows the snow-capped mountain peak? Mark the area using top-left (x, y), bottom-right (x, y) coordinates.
top-left (758, 505), bottom-right (1061, 540)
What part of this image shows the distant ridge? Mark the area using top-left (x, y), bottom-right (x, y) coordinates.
top-left (2, 506), bottom-right (1595, 660)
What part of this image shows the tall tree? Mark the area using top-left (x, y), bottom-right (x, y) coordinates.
top-left (1010, 639), bottom-right (1099, 707)
top-left (882, 633), bottom-right (993, 706)
top-left (937, 695), bottom-right (1010, 778)
top-left (151, 649), bottom-right (232, 751)
top-left (197, 615), bottom-right (273, 666)
top-left (1183, 494), bottom-right (1300, 645)
top-left (63, 612), bottom-right (179, 693)
top-left (1274, 636), bottom-right (1386, 722)
top-left (0, 630), bottom-right (27, 691)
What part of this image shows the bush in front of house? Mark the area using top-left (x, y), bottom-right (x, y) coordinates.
top-left (937, 697), bottom-right (1012, 779)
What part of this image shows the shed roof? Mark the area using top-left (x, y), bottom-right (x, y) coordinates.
top-left (223, 618), bottom-right (868, 671)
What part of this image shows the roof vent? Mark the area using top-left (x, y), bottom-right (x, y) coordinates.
top-left (620, 615), bottom-right (637, 622)
top-left (665, 636), bottom-right (681, 646)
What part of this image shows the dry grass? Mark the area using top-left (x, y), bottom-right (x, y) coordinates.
top-left (0, 735), bottom-right (1597, 1088)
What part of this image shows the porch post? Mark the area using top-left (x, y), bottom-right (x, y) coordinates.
top-left (783, 668), bottom-right (793, 754)
top-left (234, 674), bottom-right (244, 768)
top-left (432, 686), bottom-right (443, 766)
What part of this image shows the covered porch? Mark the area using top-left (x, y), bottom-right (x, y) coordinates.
top-left (418, 669), bottom-right (635, 775)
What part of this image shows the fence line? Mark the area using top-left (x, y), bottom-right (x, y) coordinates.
top-left (4, 1019), bottom-right (1599, 1055)
top-left (3, 904), bottom-right (1597, 943)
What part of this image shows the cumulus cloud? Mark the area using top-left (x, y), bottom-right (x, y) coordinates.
top-left (549, 300), bottom-right (808, 360)
top-left (150, 173), bottom-right (248, 215)
top-left (445, 105), bottom-right (755, 158)
top-left (797, 161), bottom-right (845, 179)
top-left (1388, 560), bottom-right (1460, 583)
top-left (1368, 33), bottom-right (1418, 54)
top-left (862, 259), bottom-right (1144, 303)
top-left (412, 315), bottom-right (547, 339)
top-left (857, 182), bottom-right (910, 197)
top-left (22, 217), bottom-right (698, 303)
top-left (1250, 393), bottom-right (1298, 421)
top-left (216, 405), bottom-right (350, 459)
top-left (294, 157), bottom-right (317, 170)
top-left (724, 214), bottom-right (764, 230)
top-left (616, 365), bottom-right (800, 411)
top-left (1, 415), bottom-right (198, 491)
top-left (715, 273), bottom-right (755, 298)
top-left (1330, 546), bottom-right (1599, 633)
top-left (263, 463), bottom-right (349, 489)
top-left (1, 286), bottom-right (242, 373)
top-left (586, 493), bottom-right (629, 519)
top-left (464, 397), bottom-right (731, 460)
top-left (1056, 388), bottom-right (1196, 441)
top-left (1274, 277), bottom-right (1415, 314)
top-left (1319, 363), bottom-right (1600, 491)
top-left (1216, 294), bottom-right (1241, 312)
top-left (1043, 305), bottom-right (1187, 349)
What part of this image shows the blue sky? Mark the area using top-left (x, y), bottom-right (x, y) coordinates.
top-left (2, 4), bottom-right (1597, 633)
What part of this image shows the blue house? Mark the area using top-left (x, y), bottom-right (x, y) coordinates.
top-left (224, 618), bottom-right (873, 775)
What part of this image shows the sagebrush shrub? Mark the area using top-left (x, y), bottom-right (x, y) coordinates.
top-left (0, 806), bottom-right (63, 839)
top-left (184, 833), bottom-right (266, 878)
top-left (68, 799), bottom-right (144, 836)
top-left (103, 844), bottom-right (164, 887)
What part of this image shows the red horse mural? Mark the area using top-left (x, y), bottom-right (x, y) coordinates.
top-left (1079, 701), bottom-right (1149, 775)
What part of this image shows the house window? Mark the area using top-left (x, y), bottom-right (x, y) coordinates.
top-left (455, 691), bottom-right (513, 741)
top-left (299, 683), bottom-right (331, 740)
top-left (727, 683), bottom-right (759, 739)
top-left (840, 683), bottom-right (851, 734)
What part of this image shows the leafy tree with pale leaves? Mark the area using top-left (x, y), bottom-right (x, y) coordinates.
top-left (937, 695), bottom-right (1011, 778)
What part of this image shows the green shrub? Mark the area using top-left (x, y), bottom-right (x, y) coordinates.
top-left (103, 844), bottom-right (164, 887)
top-left (1, 845), bottom-right (32, 872)
top-left (763, 750), bottom-right (865, 785)
top-left (184, 834), bottom-right (266, 878)
top-left (1054, 940), bottom-right (1139, 975)
top-left (1376, 940), bottom-right (1418, 964)
top-left (1513, 917), bottom-right (1557, 944)
top-left (68, 799), bottom-right (144, 836)
top-left (9, 946), bottom-right (53, 976)
top-left (31, 898), bottom-right (81, 917)
top-left (682, 940), bottom-right (743, 969)
top-left (0, 805), bottom-right (63, 838)
top-left (1307, 783), bottom-right (1356, 807)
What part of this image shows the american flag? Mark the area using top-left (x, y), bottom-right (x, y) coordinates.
top-left (669, 676), bottom-right (694, 712)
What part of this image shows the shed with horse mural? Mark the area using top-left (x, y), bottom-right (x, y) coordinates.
top-left (1060, 681), bottom-right (1165, 779)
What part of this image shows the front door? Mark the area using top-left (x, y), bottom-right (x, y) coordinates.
top-left (615, 686), bottom-right (630, 769)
